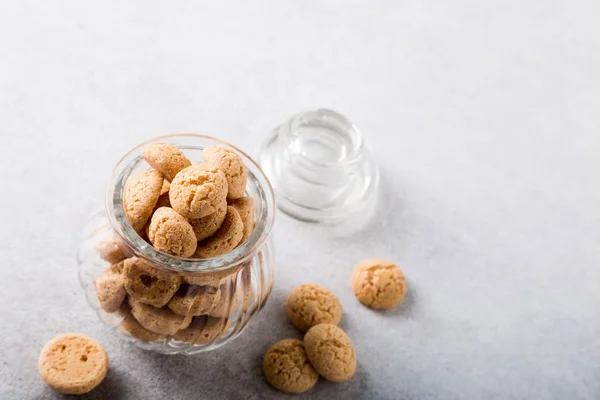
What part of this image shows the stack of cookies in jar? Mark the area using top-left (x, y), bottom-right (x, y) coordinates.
top-left (94, 142), bottom-right (255, 344)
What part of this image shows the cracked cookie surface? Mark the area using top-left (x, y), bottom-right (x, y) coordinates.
top-left (304, 324), bottom-right (356, 383)
top-left (94, 261), bottom-right (127, 313)
top-left (123, 170), bottom-right (164, 231)
top-left (148, 207), bottom-right (197, 257)
top-left (188, 198), bottom-right (228, 241)
top-left (263, 339), bottom-right (319, 394)
top-left (351, 259), bottom-right (406, 309)
top-left (169, 163), bottom-right (228, 219)
top-left (202, 145), bottom-right (247, 200)
top-left (142, 142), bottom-right (191, 181)
top-left (230, 196), bottom-right (254, 244)
top-left (123, 257), bottom-right (181, 307)
top-left (285, 283), bottom-right (342, 332)
top-left (194, 206), bottom-right (243, 258)
top-left (128, 297), bottom-right (192, 335)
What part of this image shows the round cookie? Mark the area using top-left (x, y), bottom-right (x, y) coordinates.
top-left (304, 324), bottom-right (356, 383)
top-left (202, 145), bottom-right (247, 200)
top-left (174, 316), bottom-right (227, 344)
top-left (123, 169), bottom-right (164, 231)
top-left (147, 207), bottom-right (197, 257)
top-left (194, 206), bottom-right (243, 258)
top-left (188, 198), bottom-right (228, 241)
top-left (167, 284), bottom-right (221, 316)
top-left (142, 142), bottom-right (192, 181)
top-left (118, 304), bottom-right (166, 342)
top-left (123, 257), bottom-right (181, 307)
top-left (230, 196), bottom-right (254, 244)
top-left (263, 339), bottom-right (319, 394)
top-left (351, 259), bottom-right (406, 309)
top-left (94, 261), bottom-right (127, 313)
top-left (285, 283), bottom-right (342, 332)
top-left (169, 163), bottom-right (228, 219)
top-left (38, 333), bottom-right (108, 395)
top-left (128, 297), bottom-right (192, 335)
top-left (96, 237), bottom-right (129, 264)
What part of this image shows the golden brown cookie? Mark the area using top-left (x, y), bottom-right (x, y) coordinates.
top-left (182, 265), bottom-right (241, 288)
top-left (207, 283), bottom-right (238, 318)
top-left (128, 297), bottom-right (192, 335)
top-left (285, 283), bottom-right (342, 332)
top-left (194, 206), bottom-right (243, 258)
top-left (263, 339), bottom-right (319, 394)
top-left (96, 237), bottom-right (128, 264)
top-left (167, 284), bottom-right (221, 316)
top-left (118, 303), bottom-right (166, 342)
top-left (351, 259), bottom-right (406, 309)
top-left (142, 142), bottom-right (192, 181)
top-left (188, 198), bottom-right (228, 241)
top-left (230, 196), bottom-right (254, 244)
top-left (202, 145), bottom-right (247, 200)
top-left (94, 261), bottom-right (127, 313)
top-left (147, 207), bottom-right (197, 257)
top-left (123, 257), bottom-right (181, 307)
top-left (169, 163), bottom-right (228, 219)
top-left (174, 316), bottom-right (227, 344)
top-left (304, 324), bottom-right (356, 383)
top-left (38, 333), bottom-right (108, 395)
top-left (123, 170), bottom-right (164, 231)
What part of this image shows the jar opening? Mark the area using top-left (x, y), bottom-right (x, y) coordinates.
top-left (106, 134), bottom-right (276, 272)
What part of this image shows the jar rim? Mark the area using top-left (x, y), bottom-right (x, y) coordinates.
top-left (106, 133), bottom-right (276, 272)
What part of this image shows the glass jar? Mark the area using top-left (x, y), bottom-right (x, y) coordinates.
top-left (77, 134), bottom-right (276, 355)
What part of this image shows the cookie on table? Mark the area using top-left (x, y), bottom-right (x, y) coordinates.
top-left (38, 333), bottom-right (108, 395)
top-left (147, 207), bottom-right (197, 257)
top-left (128, 297), bottom-right (192, 335)
top-left (304, 324), bottom-right (356, 383)
top-left (169, 163), bottom-right (228, 219)
top-left (96, 237), bottom-right (128, 264)
top-left (188, 198), bottom-right (228, 241)
top-left (202, 145), bottom-right (247, 200)
top-left (194, 206), bottom-right (243, 258)
top-left (174, 316), bottom-right (227, 344)
top-left (123, 170), bottom-right (164, 231)
top-left (230, 196), bottom-right (254, 244)
top-left (123, 257), bottom-right (181, 307)
top-left (167, 284), bottom-right (221, 317)
top-left (142, 142), bottom-right (192, 182)
top-left (263, 339), bottom-right (319, 394)
top-left (285, 283), bottom-right (342, 332)
top-left (94, 261), bottom-right (127, 313)
top-left (351, 259), bottom-right (406, 309)
top-left (118, 304), bottom-right (166, 342)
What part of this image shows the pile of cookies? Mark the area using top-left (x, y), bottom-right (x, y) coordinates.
top-left (94, 142), bottom-right (256, 344)
top-left (263, 284), bottom-right (357, 394)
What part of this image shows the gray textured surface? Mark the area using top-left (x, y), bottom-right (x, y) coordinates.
top-left (1, 1), bottom-right (600, 399)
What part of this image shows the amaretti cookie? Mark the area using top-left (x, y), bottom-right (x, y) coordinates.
top-left (123, 257), bottom-right (181, 307)
top-left (304, 324), bottom-right (356, 383)
top-left (94, 261), bottom-right (127, 313)
top-left (128, 297), bottom-right (192, 335)
top-left (38, 333), bottom-right (108, 395)
top-left (96, 237), bottom-right (128, 264)
top-left (285, 283), bottom-right (342, 332)
top-left (202, 145), bottom-right (247, 200)
top-left (167, 284), bottom-right (221, 316)
top-left (142, 142), bottom-right (191, 181)
top-left (147, 207), bottom-right (197, 257)
top-left (169, 163), bottom-right (228, 219)
top-left (174, 316), bottom-right (227, 344)
top-left (194, 206), bottom-right (243, 258)
top-left (351, 259), bottom-right (406, 309)
top-left (124, 169), bottom-right (164, 231)
top-left (263, 339), bottom-right (319, 394)
top-left (230, 196), bottom-right (254, 244)
top-left (119, 304), bottom-right (166, 342)
top-left (188, 198), bottom-right (228, 241)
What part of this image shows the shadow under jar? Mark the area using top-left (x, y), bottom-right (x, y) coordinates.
top-left (77, 134), bottom-right (276, 355)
